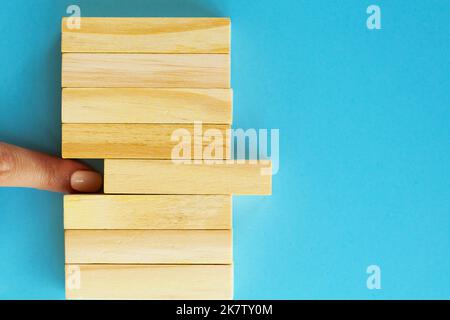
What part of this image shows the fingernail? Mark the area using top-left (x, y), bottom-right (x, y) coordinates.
top-left (70, 170), bottom-right (103, 193)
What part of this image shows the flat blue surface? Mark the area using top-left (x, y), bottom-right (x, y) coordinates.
top-left (0, 0), bottom-right (449, 299)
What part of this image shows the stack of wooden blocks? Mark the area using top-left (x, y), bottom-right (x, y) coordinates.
top-left (61, 17), bottom-right (271, 299)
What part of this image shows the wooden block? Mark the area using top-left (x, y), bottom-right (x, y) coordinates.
top-left (64, 195), bottom-right (231, 229)
top-left (104, 160), bottom-right (272, 195)
top-left (65, 230), bottom-right (232, 264)
top-left (65, 264), bottom-right (233, 300)
top-left (62, 123), bottom-right (230, 159)
top-left (62, 88), bottom-right (232, 124)
top-left (62, 53), bottom-right (230, 88)
top-left (61, 18), bottom-right (230, 54)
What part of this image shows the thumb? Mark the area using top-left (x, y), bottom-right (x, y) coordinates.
top-left (0, 142), bottom-right (102, 193)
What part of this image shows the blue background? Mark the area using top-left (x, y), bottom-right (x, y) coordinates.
top-left (0, 0), bottom-right (449, 299)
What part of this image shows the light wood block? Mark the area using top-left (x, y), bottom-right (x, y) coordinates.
top-left (62, 53), bottom-right (230, 88)
top-left (104, 159), bottom-right (272, 195)
top-left (62, 88), bottom-right (232, 124)
top-left (62, 18), bottom-right (230, 53)
top-left (64, 195), bottom-right (231, 229)
top-left (62, 123), bottom-right (230, 159)
top-left (65, 230), bottom-right (232, 264)
top-left (65, 264), bottom-right (233, 300)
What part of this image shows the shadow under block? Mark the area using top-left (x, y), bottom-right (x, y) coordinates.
top-left (65, 230), bottom-right (232, 264)
top-left (64, 195), bottom-right (231, 230)
top-left (62, 53), bottom-right (230, 88)
top-left (66, 264), bottom-right (233, 300)
top-left (62, 17), bottom-right (230, 54)
top-left (62, 88), bottom-right (233, 124)
top-left (104, 159), bottom-right (272, 195)
top-left (62, 123), bottom-right (230, 159)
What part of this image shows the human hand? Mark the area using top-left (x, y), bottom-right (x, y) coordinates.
top-left (0, 142), bottom-right (102, 193)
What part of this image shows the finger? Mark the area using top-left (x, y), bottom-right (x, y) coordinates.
top-left (0, 142), bottom-right (102, 193)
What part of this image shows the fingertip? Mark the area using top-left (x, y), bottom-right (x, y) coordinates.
top-left (70, 170), bottom-right (103, 193)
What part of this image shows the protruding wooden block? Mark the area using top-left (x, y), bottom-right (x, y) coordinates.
top-left (104, 159), bottom-right (272, 195)
top-left (62, 88), bottom-right (233, 124)
top-left (61, 18), bottom-right (231, 53)
top-left (64, 195), bottom-right (231, 229)
top-left (65, 264), bottom-right (233, 300)
top-left (65, 230), bottom-right (232, 264)
top-left (62, 123), bottom-right (230, 159)
top-left (62, 53), bottom-right (230, 88)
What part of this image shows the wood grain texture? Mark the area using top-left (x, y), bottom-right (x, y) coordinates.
top-left (104, 159), bottom-right (272, 195)
top-left (62, 53), bottom-right (230, 88)
top-left (65, 230), bottom-right (232, 264)
top-left (64, 195), bottom-right (231, 229)
top-left (62, 88), bottom-right (232, 124)
top-left (61, 17), bottom-right (230, 53)
top-left (62, 123), bottom-right (230, 159)
top-left (65, 264), bottom-right (233, 300)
